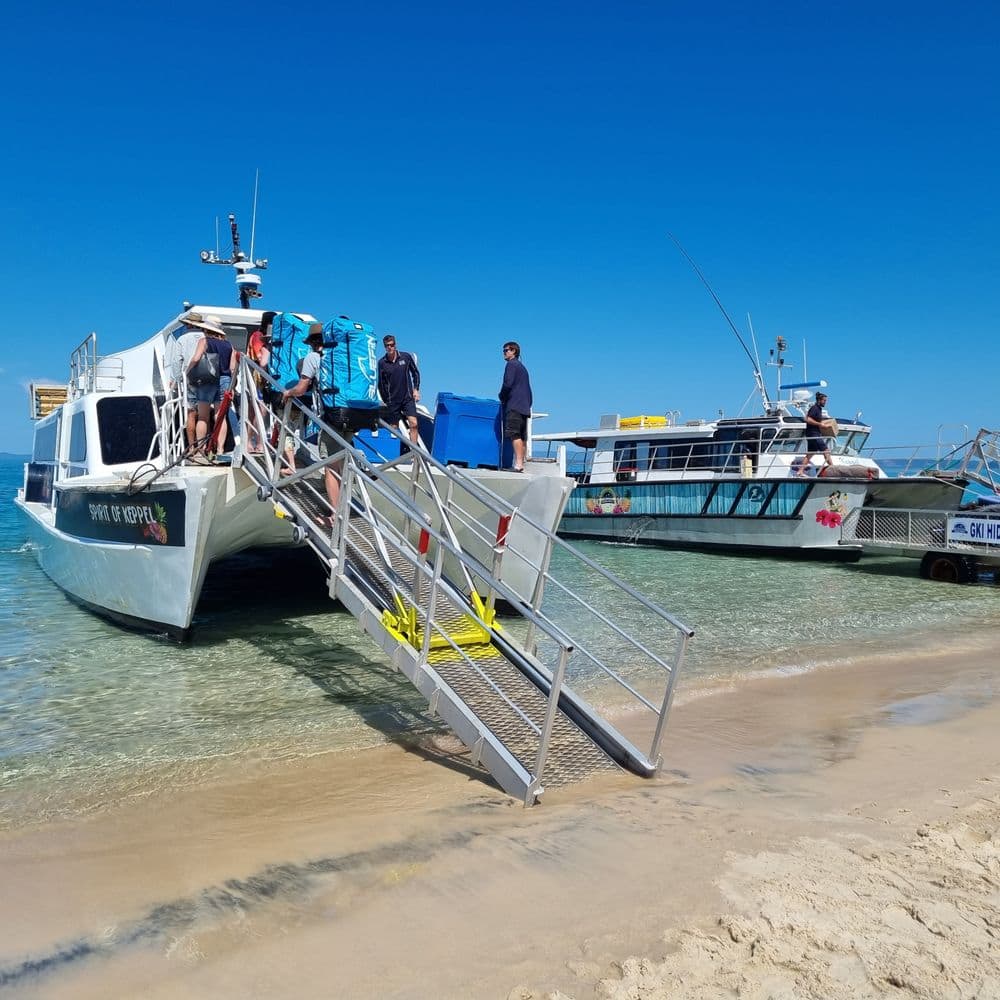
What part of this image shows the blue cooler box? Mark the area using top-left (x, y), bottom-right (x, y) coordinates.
top-left (431, 393), bottom-right (512, 469)
top-left (354, 427), bottom-right (402, 462)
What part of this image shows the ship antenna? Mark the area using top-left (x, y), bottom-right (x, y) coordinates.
top-left (249, 169), bottom-right (260, 263)
top-left (668, 234), bottom-right (771, 411)
top-left (199, 196), bottom-right (269, 309)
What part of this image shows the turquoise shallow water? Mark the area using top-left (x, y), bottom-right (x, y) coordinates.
top-left (3, 454), bottom-right (999, 827)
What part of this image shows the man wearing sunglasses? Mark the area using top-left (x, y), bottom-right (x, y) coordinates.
top-left (499, 341), bottom-right (533, 472)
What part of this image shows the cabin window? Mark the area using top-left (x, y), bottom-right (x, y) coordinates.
top-left (649, 441), bottom-right (671, 470)
top-left (839, 431), bottom-right (868, 456)
top-left (613, 441), bottom-right (638, 481)
top-left (614, 441), bottom-right (637, 470)
top-left (68, 411), bottom-right (87, 464)
top-left (97, 396), bottom-right (160, 465)
top-left (768, 430), bottom-right (804, 454)
top-left (32, 416), bottom-right (59, 463)
top-left (688, 442), bottom-right (717, 470)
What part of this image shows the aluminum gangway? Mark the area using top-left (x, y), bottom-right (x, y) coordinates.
top-left (228, 355), bottom-right (694, 805)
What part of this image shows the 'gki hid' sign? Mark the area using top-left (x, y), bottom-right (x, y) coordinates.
top-left (947, 516), bottom-right (1000, 546)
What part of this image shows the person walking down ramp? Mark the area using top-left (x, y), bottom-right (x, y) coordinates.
top-left (499, 341), bottom-right (533, 472)
top-left (377, 334), bottom-right (421, 445)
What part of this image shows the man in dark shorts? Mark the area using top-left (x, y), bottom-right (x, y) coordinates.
top-left (377, 334), bottom-right (421, 445)
top-left (795, 390), bottom-right (834, 477)
top-left (499, 341), bottom-right (533, 472)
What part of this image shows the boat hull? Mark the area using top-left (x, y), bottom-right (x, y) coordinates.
top-left (557, 477), bottom-right (868, 557)
top-left (862, 476), bottom-right (967, 511)
top-left (15, 467), bottom-right (295, 637)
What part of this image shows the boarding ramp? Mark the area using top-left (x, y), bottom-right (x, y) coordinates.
top-left (230, 355), bottom-right (694, 804)
top-left (842, 506), bottom-right (1000, 581)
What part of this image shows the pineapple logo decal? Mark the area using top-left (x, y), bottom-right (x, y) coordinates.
top-left (142, 503), bottom-right (169, 544)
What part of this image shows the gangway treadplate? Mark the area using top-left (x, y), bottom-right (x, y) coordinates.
top-left (264, 473), bottom-right (619, 794)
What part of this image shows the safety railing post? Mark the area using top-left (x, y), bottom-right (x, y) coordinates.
top-left (421, 540), bottom-right (447, 663)
top-left (334, 457), bottom-right (355, 569)
top-left (485, 514), bottom-right (510, 621)
top-left (523, 526), bottom-right (555, 654)
top-left (272, 401), bottom-right (294, 486)
top-left (413, 514), bottom-right (432, 608)
top-left (528, 642), bottom-right (573, 803)
top-left (648, 631), bottom-right (688, 764)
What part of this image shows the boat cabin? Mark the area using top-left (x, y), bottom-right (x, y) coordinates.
top-left (534, 412), bottom-right (875, 485)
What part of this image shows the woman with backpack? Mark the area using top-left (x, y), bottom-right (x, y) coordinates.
top-left (184, 314), bottom-right (227, 463)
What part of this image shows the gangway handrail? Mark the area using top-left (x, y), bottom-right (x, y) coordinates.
top-left (231, 353), bottom-right (694, 798)
top-left (235, 354), bottom-right (691, 649)
top-left (236, 349), bottom-right (691, 637)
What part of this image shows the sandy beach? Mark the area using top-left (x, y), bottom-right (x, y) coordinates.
top-left (3, 637), bottom-right (999, 999)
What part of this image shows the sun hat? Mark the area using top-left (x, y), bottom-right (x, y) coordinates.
top-left (182, 313), bottom-right (227, 337)
top-left (305, 322), bottom-right (325, 344)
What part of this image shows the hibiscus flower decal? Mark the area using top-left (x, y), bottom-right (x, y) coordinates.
top-left (816, 491), bottom-right (848, 529)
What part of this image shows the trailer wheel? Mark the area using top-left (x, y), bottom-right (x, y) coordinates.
top-left (919, 552), bottom-right (975, 584)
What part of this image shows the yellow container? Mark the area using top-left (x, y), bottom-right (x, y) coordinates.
top-left (619, 415), bottom-right (668, 429)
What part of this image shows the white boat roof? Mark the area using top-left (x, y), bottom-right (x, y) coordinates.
top-left (153, 304), bottom-right (317, 338)
top-left (534, 413), bottom-right (871, 446)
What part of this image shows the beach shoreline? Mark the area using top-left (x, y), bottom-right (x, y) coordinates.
top-left (3, 639), bottom-right (999, 998)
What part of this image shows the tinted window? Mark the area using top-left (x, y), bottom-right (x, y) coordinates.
top-left (98, 397), bottom-right (160, 465)
top-left (69, 411), bottom-right (87, 463)
top-left (33, 416), bottom-right (59, 462)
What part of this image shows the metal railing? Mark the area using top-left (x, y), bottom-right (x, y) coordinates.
top-left (231, 354), bottom-right (695, 794)
top-left (843, 505), bottom-right (1000, 557)
top-left (68, 332), bottom-right (125, 398)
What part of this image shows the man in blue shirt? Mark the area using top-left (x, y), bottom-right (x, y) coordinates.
top-left (499, 341), bottom-right (533, 472)
top-left (377, 334), bottom-right (421, 445)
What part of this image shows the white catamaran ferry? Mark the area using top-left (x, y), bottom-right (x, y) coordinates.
top-left (15, 216), bottom-right (574, 637)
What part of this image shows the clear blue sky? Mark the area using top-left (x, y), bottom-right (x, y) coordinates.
top-left (2, 1), bottom-right (996, 455)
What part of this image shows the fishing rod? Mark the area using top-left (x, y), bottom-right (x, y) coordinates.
top-left (667, 233), bottom-right (771, 411)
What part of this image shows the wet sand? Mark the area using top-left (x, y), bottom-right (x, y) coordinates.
top-left (2, 640), bottom-right (999, 999)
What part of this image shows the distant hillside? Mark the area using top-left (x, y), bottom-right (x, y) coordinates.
top-left (0, 452), bottom-right (29, 460)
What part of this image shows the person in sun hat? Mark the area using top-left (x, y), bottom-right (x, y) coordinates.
top-left (180, 314), bottom-right (229, 462)
top-left (168, 312), bottom-right (223, 461)
top-left (186, 315), bottom-right (237, 457)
